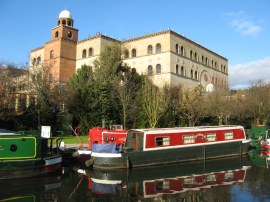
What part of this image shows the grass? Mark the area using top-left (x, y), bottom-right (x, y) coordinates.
top-left (58, 135), bottom-right (89, 144)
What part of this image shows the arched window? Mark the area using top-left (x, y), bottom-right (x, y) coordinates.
top-left (202, 56), bottom-right (204, 64)
top-left (50, 50), bottom-right (54, 59)
top-left (180, 46), bottom-right (184, 56)
top-left (68, 20), bottom-right (72, 26)
top-left (191, 69), bottom-right (193, 79)
top-left (132, 48), bottom-right (136, 57)
top-left (190, 50), bottom-right (193, 60)
top-left (147, 45), bottom-right (153, 54)
top-left (68, 31), bottom-right (73, 39)
top-left (82, 49), bottom-right (86, 58)
top-left (148, 65), bottom-right (153, 76)
top-left (89, 48), bottom-right (93, 57)
top-left (175, 44), bottom-right (179, 53)
top-left (55, 31), bottom-right (59, 38)
top-left (195, 71), bottom-right (198, 80)
top-left (181, 66), bottom-right (184, 76)
top-left (194, 52), bottom-right (197, 61)
top-left (205, 57), bottom-right (208, 66)
top-left (57, 20), bottom-right (60, 26)
top-left (176, 65), bottom-right (179, 75)
top-left (37, 57), bottom-right (41, 65)
top-left (156, 43), bottom-right (161, 53)
top-left (212, 60), bottom-right (214, 67)
top-left (32, 58), bottom-right (36, 66)
top-left (156, 64), bottom-right (161, 74)
top-left (62, 20), bottom-right (66, 25)
top-left (221, 64), bottom-right (223, 71)
top-left (224, 66), bottom-right (227, 73)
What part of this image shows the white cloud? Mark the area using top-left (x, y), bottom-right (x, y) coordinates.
top-left (229, 57), bottom-right (270, 89)
top-left (224, 11), bottom-right (262, 36)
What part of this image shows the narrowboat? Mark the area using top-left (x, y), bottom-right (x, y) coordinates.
top-left (249, 125), bottom-right (270, 148)
top-left (75, 125), bottom-right (127, 163)
top-left (89, 125), bottom-right (251, 169)
top-left (0, 128), bottom-right (62, 179)
top-left (76, 156), bottom-right (250, 200)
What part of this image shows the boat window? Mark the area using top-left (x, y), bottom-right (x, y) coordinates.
top-left (183, 135), bottom-right (195, 144)
top-left (224, 132), bottom-right (234, 140)
top-left (224, 172), bottom-right (234, 180)
top-left (206, 174), bottom-right (216, 183)
top-left (183, 178), bottom-right (195, 187)
top-left (155, 137), bottom-right (170, 146)
top-left (206, 133), bottom-right (216, 142)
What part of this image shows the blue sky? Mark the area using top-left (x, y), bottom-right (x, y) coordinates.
top-left (0, 0), bottom-right (269, 89)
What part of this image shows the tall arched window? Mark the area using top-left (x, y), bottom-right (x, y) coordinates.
top-left (205, 57), bottom-right (208, 66)
top-left (175, 44), bottom-right (179, 53)
top-left (62, 20), bottom-right (66, 25)
top-left (32, 58), bottom-right (36, 66)
top-left (156, 43), bottom-right (161, 53)
top-left (176, 65), bottom-right (179, 75)
top-left (147, 45), bottom-right (153, 55)
top-left (212, 60), bottom-right (214, 67)
top-left (37, 57), bottom-right (41, 65)
top-left (190, 50), bottom-right (193, 60)
top-left (132, 48), bottom-right (136, 57)
top-left (50, 50), bottom-right (54, 59)
top-left (194, 52), bottom-right (197, 61)
top-left (156, 64), bottom-right (161, 74)
top-left (55, 31), bottom-right (59, 38)
top-left (195, 71), bottom-right (198, 80)
top-left (181, 66), bottom-right (184, 76)
top-left (89, 48), bottom-right (93, 57)
top-left (202, 56), bottom-right (205, 64)
top-left (148, 65), bottom-right (153, 76)
top-left (191, 69), bottom-right (193, 79)
top-left (180, 46), bottom-right (184, 56)
top-left (82, 49), bottom-right (86, 58)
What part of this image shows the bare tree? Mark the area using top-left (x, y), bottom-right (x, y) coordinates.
top-left (141, 76), bottom-right (168, 128)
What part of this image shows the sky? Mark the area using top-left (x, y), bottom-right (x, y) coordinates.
top-left (0, 0), bottom-right (269, 89)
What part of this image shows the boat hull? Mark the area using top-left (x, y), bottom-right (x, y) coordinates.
top-left (0, 155), bottom-right (62, 179)
top-left (92, 141), bottom-right (249, 169)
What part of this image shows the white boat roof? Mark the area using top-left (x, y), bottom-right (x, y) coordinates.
top-left (0, 128), bottom-right (17, 136)
top-left (129, 125), bottom-right (244, 134)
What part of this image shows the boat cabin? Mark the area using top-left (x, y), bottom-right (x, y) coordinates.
top-left (124, 126), bottom-right (246, 152)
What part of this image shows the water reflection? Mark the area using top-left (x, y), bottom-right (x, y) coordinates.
top-left (2, 153), bottom-right (270, 202)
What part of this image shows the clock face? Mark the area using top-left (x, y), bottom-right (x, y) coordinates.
top-left (68, 31), bottom-right (73, 39)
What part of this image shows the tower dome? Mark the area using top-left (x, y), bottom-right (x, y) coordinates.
top-left (59, 9), bottom-right (72, 19)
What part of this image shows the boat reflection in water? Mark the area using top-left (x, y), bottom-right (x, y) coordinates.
top-left (76, 156), bottom-right (251, 200)
top-left (0, 173), bottom-right (61, 202)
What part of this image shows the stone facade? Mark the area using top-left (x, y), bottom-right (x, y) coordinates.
top-left (30, 10), bottom-right (228, 91)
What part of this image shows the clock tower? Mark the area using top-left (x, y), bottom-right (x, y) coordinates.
top-left (44, 9), bottom-right (78, 83)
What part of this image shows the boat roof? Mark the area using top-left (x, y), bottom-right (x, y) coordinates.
top-left (129, 125), bottom-right (244, 134)
top-left (0, 128), bottom-right (17, 136)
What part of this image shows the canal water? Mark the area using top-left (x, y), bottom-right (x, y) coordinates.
top-left (1, 149), bottom-right (270, 202)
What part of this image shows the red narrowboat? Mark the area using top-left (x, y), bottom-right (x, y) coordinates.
top-left (89, 125), bottom-right (251, 169)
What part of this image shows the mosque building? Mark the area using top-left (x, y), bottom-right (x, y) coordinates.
top-left (30, 9), bottom-right (228, 91)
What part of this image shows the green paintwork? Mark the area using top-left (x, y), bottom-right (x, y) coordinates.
top-left (0, 136), bottom-right (36, 159)
top-left (0, 195), bottom-right (35, 202)
top-left (250, 126), bottom-right (270, 140)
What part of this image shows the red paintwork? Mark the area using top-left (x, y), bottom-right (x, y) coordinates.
top-left (145, 127), bottom-right (245, 149)
top-left (88, 127), bottom-right (127, 149)
top-left (261, 145), bottom-right (270, 150)
top-left (144, 168), bottom-right (246, 196)
top-left (44, 163), bottom-right (62, 174)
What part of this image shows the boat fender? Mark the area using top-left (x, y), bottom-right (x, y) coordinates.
top-left (85, 157), bottom-right (95, 167)
top-left (110, 136), bottom-right (115, 141)
top-left (10, 144), bottom-right (17, 152)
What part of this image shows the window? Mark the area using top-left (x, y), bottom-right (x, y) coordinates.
top-left (190, 50), bottom-right (193, 60)
top-left (57, 20), bottom-right (60, 26)
top-left (156, 64), bottom-right (161, 74)
top-left (206, 174), bottom-right (216, 183)
top-left (50, 50), bottom-right (54, 59)
top-left (82, 49), bottom-right (86, 58)
top-left (194, 71), bottom-right (198, 80)
top-left (68, 20), bottom-right (72, 26)
top-left (180, 46), bottom-right (184, 56)
top-left (62, 20), bottom-right (66, 25)
top-left (183, 135), bottom-right (195, 144)
top-left (68, 31), bottom-right (73, 39)
top-left (181, 66), bottom-right (185, 76)
top-left (89, 48), bottom-right (94, 57)
top-left (156, 137), bottom-right (170, 146)
top-left (194, 52), bottom-right (197, 61)
top-left (202, 56), bottom-right (204, 64)
top-left (224, 132), bottom-right (234, 140)
top-left (148, 65), bottom-right (153, 76)
top-left (32, 58), bottom-right (36, 66)
top-left (55, 31), bottom-right (58, 38)
top-left (190, 69), bottom-right (193, 79)
top-left (147, 45), bottom-right (153, 54)
top-left (205, 57), bottom-right (208, 66)
top-left (225, 172), bottom-right (234, 180)
top-left (206, 133), bottom-right (216, 142)
top-left (175, 44), bottom-right (179, 53)
top-left (132, 48), bottom-right (136, 57)
top-left (37, 57), bottom-right (41, 65)
top-left (176, 65), bottom-right (179, 75)
top-left (156, 43), bottom-right (161, 53)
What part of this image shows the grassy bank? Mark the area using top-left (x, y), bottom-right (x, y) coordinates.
top-left (60, 135), bottom-right (88, 144)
